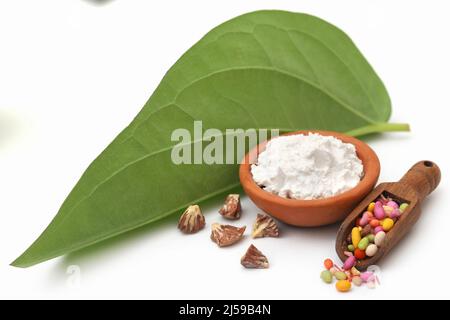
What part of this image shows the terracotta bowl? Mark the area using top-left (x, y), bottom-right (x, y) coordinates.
top-left (239, 130), bottom-right (380, 227)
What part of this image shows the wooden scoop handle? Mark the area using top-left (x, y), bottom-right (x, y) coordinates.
top-left (398, 160), bottom-right (441, 201)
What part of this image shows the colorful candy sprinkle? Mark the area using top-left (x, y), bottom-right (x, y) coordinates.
top-left (342, 196), bottom-right (403, 269)
top-left (321, 270), bottom-right (333, 283)
top-left (399, 203), bottom-right (409, 212)
top-left (389, 208), bottom-right (401, 219)
top-left (318, 256), bottom-right (380, 292)
top-left (370, 219), bottom-right (380, 227)
top-left (374, 201), bottom-right (385, 219)
top-left (360, 271), bottom-right (374, 282)
top-left (335, 271), bottom-right (347, 281)
top-left (351, 227), bottom-right (361, 248)
top-left (359, 212), bottom-right (370, 226)
top-left (320, 195), bottom-right (402, 293)
top-left (357, 237), bottom-right (370, 250)
top-left (336, 280), bottom-right (352, 292)
top-left (343, 256), bottom-right (356, 270)
top-left (352, 276), bottom-right (363, 286)
top-left (374, 226), bottom-right (384, 234)
top-left (374, 231), bottom-right (386, 247)
top-left (387, 200), bottom-right (399, 209)
top-left (354, 248), bottom-right (366, 260)
top-left (344, 251), bottom-right (353, 257)
top-left (361, 225), bottom-right (372, 237)
top-left (382, 218), bottom-right (394, 232)
top-left (383, 205), bottom-right (393, 216)
top-left (350, 266), bottom-right (360, 276)
top-left (365, 244), bottom-right (378, 257)
top-left (324, 258), bottom-right (334, 270)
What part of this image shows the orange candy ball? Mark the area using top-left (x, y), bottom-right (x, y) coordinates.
top-left (370, 219), bottom-right (380, 227)
top-left (324, 258), bottom-right (333, 270)
top-left (354, 248), bottom-right (366, 260)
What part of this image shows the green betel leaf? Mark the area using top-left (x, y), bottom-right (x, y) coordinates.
top-left (12, 10), bottom-right (409, 267)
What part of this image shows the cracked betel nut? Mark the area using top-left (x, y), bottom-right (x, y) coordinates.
top-left (178, 205), bottom-right (205, 234)
top-left (210, 223), bottom-right (246, 247)
top-left (240, 244), bottom-right (269, 269)
top-left (252, 213), bottom-right (279, 238)
top-left (219, 194), bottom-right (241, 220)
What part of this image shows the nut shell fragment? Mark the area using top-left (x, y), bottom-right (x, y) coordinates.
top-left (252, 214), bottom-right (279, 238)
top-left (240, 244), bottom-right (269, 269)
top-left (210, 223), bottom-right (246, 247)
top-left (178, 205), bottom-right (205, 234)
top-left (219, 194), bottom-right (241, 220)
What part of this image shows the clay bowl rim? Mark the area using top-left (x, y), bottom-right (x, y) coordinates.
top-left (239, 130), bottom-right (380, 208)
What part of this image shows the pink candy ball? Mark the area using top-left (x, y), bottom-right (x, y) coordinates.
top-left (360, 271), bottom-right (374, 282)
top-left (387, 200), bottom-right (399, 209)
top-left (359, 212), bottom-right (370, 226)
top-left (389, 208), bottom-right (401, 219)
top-left (343, 256), bottom-right (356, 270)
top-left (374, 202), bottom-right (385, 220)
top-left (374, 226), bottom-right (384, 234)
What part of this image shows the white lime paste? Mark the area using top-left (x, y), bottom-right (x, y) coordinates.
top-left (251, 133), bottom-right (363, 200)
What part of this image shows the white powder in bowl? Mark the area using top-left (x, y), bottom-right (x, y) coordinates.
top-left (251, 133), bottom-right (363, 200)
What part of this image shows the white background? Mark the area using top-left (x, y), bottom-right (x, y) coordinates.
top-left (1, 0), bottom-right (449, 300)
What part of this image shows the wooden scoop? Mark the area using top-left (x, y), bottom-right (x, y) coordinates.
top-left (336, 160), bottom-right (441, 270)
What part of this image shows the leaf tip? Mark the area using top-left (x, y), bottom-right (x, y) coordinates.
top-left (10, 255), bottom-right (29, 268)
top-left (10, 248), bottom-right (40, 268)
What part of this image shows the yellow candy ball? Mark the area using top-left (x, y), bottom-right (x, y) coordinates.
top-left (351, 227), bottom-right (361, 248)
top-left (336, 280), bottom-right (352, 292)
top-left (367, 202), bottom-right (376, 212)
top-left (382, 218), bottom-right (394, 232)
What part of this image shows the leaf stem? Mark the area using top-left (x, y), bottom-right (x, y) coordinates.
top-left (346, 123), bottom-right (410, 137)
